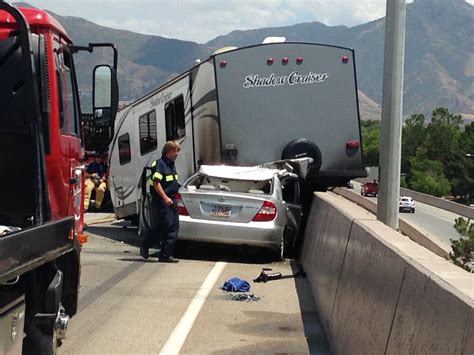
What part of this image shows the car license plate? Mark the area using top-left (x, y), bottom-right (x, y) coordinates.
top-left (210, 206), bottom-right (231, 217)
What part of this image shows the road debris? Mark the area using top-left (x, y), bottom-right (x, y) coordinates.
top-left (225, 293), bottom-right (260, 302)
top-left (221, 277), bottom-right (251, 292)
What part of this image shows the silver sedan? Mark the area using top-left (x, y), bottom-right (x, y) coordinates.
top-left (176, 165), bottom-right (302, 259)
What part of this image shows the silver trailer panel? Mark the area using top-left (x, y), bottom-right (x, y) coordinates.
top-left (214, 43), bottom-right (365, 183)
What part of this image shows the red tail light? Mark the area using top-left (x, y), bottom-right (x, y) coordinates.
top-left (175, 193), bottom-right (189, 216)
top-left (252, 200), bottom-right (277, 222)
top-left (346, 140), bottom-right (360, 149)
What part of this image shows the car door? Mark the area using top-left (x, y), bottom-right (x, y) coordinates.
top-left (280, 176), bottom-right (302, 248)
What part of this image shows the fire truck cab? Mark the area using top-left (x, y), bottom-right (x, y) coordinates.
top-left (0, 3), bottom-right (118, 353)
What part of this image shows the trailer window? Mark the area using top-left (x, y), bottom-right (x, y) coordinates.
top-left (165, 95), bottom-right (185, 141)
top-left (139, 110), bottom-right (157, 155)
top-left (118, 133), bottom-right (131, 165)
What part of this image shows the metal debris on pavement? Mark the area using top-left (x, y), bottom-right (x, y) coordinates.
top-left (225, 293), bottom-right (260, 302)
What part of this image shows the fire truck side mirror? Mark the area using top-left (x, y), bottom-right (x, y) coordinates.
top-left (93, 64), bottom-right (118, 128)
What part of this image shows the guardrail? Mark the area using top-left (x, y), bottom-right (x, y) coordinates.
top-left (333, 187), bottom-right (450, 258)
top-left (302, 192), bottom-right (473, 354)
top-left (399, 187), bottom-right (474, 219)
top-left (356, 177), bottom-right (474, 219)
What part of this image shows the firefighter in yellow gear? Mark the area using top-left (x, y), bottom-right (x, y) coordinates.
top-left (84, 155), bottom-right (108, 211)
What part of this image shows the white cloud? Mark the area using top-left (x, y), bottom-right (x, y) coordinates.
top-left (24, 0), bottom-right (474, 43)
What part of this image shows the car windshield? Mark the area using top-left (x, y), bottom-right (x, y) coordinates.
top-left (401, 197), bottom-right (412, 202)
top-left (185, 173), bottom-right (273, 194)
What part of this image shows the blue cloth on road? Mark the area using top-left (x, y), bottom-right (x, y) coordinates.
top-left (222, 277), bottom-right (251, 292)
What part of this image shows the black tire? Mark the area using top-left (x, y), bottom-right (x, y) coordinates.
top-left (23, 322), bottom-right (57, 355)
top-left (281, 139), bottom-right (322, 174)
top-left (411, 208), bottom-right (415, 213)
top-left (130, 215), bottom-right (139, 226)
top-left (280, 226), bottom-right (297, 260)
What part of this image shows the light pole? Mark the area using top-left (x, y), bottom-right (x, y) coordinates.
top-left (377, 0), bottom-right (407, 230)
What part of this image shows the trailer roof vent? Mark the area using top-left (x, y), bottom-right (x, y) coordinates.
top-left (213, 46), bottom-right (238, 55)
top-left (262, 37), bottom-right (286, 44)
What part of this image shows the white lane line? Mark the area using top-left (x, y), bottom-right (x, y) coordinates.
top-left (415, 208), bottom-right (456, 223)
top-left (160, 261), bottom-right (227, 355)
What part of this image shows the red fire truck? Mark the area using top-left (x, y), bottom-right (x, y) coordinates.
top-left (0, 2), bottom-right (118, 353)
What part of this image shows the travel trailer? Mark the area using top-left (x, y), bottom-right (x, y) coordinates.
top-left (108, 41), bottom-right (366, 224)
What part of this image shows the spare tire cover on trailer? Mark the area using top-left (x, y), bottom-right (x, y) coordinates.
top-left (281, 139), bottom-right (322, 173)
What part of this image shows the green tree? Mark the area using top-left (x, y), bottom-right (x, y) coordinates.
top-left (361, 120), bottom-right (380, 167)
top-left (401, 108), bottom-right (473, 199)
top-left (450, 218), bottom-right (474, 272)
top-left (409, 155), bottom-right (451, 197)
top-left (401, 113), bottom-right (426, 176)
top-left (459, 122), bottom-right (474, 202)
top-left (423, 108), bottom-right (464, 194)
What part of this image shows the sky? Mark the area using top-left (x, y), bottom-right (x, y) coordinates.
top-left (25, 0), bottom-right (474, 43)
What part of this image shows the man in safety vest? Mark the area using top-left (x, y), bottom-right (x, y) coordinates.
top-left (140, 141), bottom-right (181, 263)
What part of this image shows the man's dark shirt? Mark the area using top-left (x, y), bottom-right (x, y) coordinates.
top-left (150, 156), bottom-right (180, 199)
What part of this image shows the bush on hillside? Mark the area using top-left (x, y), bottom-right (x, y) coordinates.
top-left (450, 217), bottom-right (474, 272)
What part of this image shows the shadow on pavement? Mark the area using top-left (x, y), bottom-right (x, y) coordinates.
top-left (86, 222), bottom-right (278, 264)
top-left (290, 260), bottom-right (331, 354)
top-left (86, 223), bottom-right (141, 247)
top-left (173, 241), bottom-right (277, 264)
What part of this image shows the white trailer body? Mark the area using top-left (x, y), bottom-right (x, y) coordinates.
top-left (109, 42), bottom-right (366, 222)
top-left (109, 61), bottom-right (219, 220)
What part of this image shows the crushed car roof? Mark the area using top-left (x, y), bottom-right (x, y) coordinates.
top-left (198, 165), bottom-right (280, 181)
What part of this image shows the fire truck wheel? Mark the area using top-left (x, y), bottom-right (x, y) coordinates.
top-left (130, 215), bottom-right (139, 226)
top-left (281, 139), bottom-right (322, 173)
top-left (23, 322), bottom-right (58, 355)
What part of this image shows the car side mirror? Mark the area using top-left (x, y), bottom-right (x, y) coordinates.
top-left (93, 64), bottom-right (118, 127)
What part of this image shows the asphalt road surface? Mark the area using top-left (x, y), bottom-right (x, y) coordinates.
top-left (352, 182), bottom-right (464, 247)
top-left (59, 220), bottom-right (330, 354)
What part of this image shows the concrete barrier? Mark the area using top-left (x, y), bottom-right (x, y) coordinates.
top-left (333, 187), bottom-right (450, 258)
top-left (302, 192), bottom-right (474, 354)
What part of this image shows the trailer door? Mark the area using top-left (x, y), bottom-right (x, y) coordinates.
top-left (161, 77), bottom-right (194, 182)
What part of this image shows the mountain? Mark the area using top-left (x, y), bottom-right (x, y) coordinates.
top-left (13, 0), bottom-right (474, 120)
top-left (207, 0), bottom-right (474, 120)
top-left (49, 14), bottom-right (210, 105)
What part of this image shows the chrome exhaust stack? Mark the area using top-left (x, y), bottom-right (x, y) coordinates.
top-left (54, 306), bottom-right (70, 340)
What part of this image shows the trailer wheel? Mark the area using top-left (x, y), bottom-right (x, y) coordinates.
top-left (281, 139), bottom-right (322, 173)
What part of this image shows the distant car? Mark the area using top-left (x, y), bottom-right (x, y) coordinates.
top-left (361, 180), bottom-right (378, 197)
top-left (176, 165), bottom-right (303, 259)
top-left (399, 196), bottom-right (415, 213)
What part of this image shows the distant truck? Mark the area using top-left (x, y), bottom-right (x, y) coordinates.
top-left (108, 40), bottom-right (366, 226)
top-left (0, 3), bottom-right (118, 353)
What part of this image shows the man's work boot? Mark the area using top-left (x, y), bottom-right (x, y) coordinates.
top-left (158, 256), bottom-right (179, 263)
top-left (140, 245), bottom-right (149, 260)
